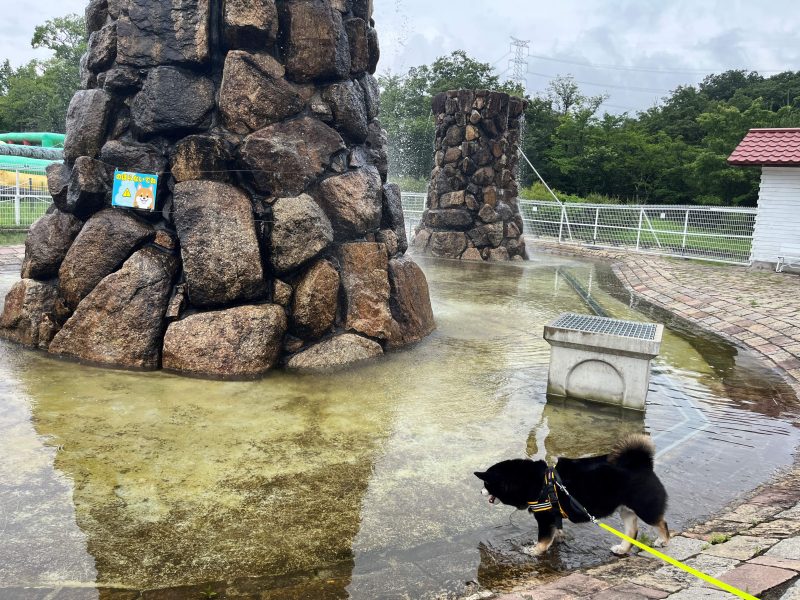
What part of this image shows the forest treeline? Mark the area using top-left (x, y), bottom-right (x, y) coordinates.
top-left (380, 51), bottom-right (800, 206)
top-left (2, 15), bottom-right (799, 207)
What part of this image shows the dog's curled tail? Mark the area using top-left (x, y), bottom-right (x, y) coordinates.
top-left (608, 434), bottom-right (655, 470)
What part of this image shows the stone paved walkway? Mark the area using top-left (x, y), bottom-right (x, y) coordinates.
top-left (463, 240), bottom-right (800, 600)
top-left (0, 244), bottom-right (24, 273)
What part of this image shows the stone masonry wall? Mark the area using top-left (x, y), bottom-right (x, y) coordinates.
top-left (413, 90), bottom-right (527, 261)
top-left (0, 0), bottom-right (435, 377)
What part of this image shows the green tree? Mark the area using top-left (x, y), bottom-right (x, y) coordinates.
top-left (0, 13), bottom-right (87, 133)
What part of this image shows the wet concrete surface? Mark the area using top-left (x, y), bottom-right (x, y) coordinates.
top-left (0, 256), bottom-right (797, 599)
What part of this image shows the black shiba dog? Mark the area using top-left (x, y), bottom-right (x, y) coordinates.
top-left (474, 434), bottom-right (669, 556)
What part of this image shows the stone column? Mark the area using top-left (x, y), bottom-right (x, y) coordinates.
top-left (413, 90), bottom-right (527, 261)
top-left (0, 0), bottom-right (435, 377)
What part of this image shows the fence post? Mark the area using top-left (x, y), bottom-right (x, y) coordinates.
top-left (558, 206), bottom-right (565, 242)
top-left (635, 208), bottom-right (644, 250)
top-left (593, 207), bottom-right (599, 243)
top-left (14, 169), bottom-right (21, 227)
top-left (682, 210), bottom-right (689, 253)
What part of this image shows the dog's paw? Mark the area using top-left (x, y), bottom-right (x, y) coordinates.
top-left (522, 544), bottom-right (546, 557)
top-left (653, 538), bottom-right (669, 548)
top-left (610, 544), bottom-right (630, 556)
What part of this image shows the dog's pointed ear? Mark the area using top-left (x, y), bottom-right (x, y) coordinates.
top-left (474, 471), bottom-right (487, 480)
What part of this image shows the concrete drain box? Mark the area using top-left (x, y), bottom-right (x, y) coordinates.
top-left (543, 313), bottom-right (663, 411)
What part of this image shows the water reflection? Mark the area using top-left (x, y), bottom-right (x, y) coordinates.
top-left (0, 256), bottom-right (797, 599)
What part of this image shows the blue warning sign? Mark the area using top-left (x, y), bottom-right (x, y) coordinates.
top-left (111, 169), bottom-right (159, 211)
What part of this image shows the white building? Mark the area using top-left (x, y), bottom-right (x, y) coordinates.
top-left (728, 128), bottom-right (800, 269)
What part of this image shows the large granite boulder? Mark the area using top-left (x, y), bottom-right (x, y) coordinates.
top-left (85, 0), bottom-right (108, 34)
top-left (131, 67), bottom-right (215, 138)
top-left (219, 50), bottom-right (306, 134)
top-left (318, 166), bottom-right (382, 238)
top-left (282, 0), bottom-right (350, 82)
top-left (63, 89), bottom-right (112, 162)
top-left (61, 157), bottom-right (112, 218)
top-left (346, 18), bottom-right (369, 75)
top-left (48, 247), bottom-right (179, 369)
top-left (224, 0), bottom-right (278, 49)
top-left (323, 80), bottom-right (369, 142)
top-left (269, 194), bottom-right (333, 274)
top-left (387, 256), bottom-right (435, 347)
top-left (428, 231), bottom-right (467, 258)
top-left (173, 180), bottom-right (265, 307)
top-left (100, 139), bottom-right (167, 174)
top-left (86, 24), bottom-right (117, 73)
top-left (162, 304), bottom-right (287, 377)
top-left (0, 279), bottom-right (58, 347)
top-left (170, 135), bottom-right (232, 183)
top-left (292, 259), bottom-right (340, 339)
top-left (286, 333), bottom-right (382, 369)
top-left (240, 116), bottom-right (345, 196)
top-left (46, 163), bottom-right (70, 207)
top-left (381, 183), bottom-right (408, 253)
top-left (339, 242), bottom-right (393, 339)
top-left (21, 211), bottom-right (83, 280)
top-left (58, 209), bottom-right (154, 311)
top-left (117, 0), bottom-right (210, 67)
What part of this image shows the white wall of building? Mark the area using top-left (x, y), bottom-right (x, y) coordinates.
top-left (751, 166), bottom-right (800, 263)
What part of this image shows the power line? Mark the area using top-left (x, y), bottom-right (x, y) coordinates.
top-left (527, 70), bottom-right (673, 93)
top-left (527, 52), bottom-right (792, 75)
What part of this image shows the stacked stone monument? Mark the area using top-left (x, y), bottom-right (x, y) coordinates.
top-left (0, 0), bottom-right (435, 377)
top-left (414, 89), bottom-right (527, 261)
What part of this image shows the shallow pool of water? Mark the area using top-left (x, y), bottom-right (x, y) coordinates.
top-left (0, 255), bottom-right (797, 599)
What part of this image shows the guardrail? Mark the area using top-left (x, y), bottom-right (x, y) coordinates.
top-left (400, 192), bottom-right (756, 265)
top-left (0, 164), bottom-right (52, 230)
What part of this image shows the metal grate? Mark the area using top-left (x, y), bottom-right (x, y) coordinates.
top-left (550, 313), bottom-right (657, 340)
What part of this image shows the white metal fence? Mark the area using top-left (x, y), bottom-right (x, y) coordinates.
top-left (400, 193), bottom-right (757, 265)
top-left (0, 164), bottom-right (52, 230)
top-left (402, 192), bottom-right (426, 243)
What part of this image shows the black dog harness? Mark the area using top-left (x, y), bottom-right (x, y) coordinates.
top-left (527, 467), bottom-right (569, 527)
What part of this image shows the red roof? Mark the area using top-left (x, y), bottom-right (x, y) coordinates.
top-left (728, 128), bottom-right (800, 166)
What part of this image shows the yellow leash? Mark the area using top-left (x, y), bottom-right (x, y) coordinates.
top-left (596, 521), bottom-right (760, 600)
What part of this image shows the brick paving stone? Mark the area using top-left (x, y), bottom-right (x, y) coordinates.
top-left (713, 562), bottom-right (796, 597)
top-left (588, 582), bottom-right (669, 599)
top-left (683, 519), bottom-right (753, 540)
top-left (750, 555), bottom-right (800, 572)
top-left (748, 519), bottom-right (800, 539)
top-left (634, 555), bottom-right (739, 593)
top-left (766, 536), bottom-right (800, 560)
top-left (780, 579), bottom-right (800, 600)
top-left (519, 573), bottom-right (610, 599)
top-left (720, 503), bottom-right (784, 524)
top-left (702, 535), bottom-right (779, 560)
top-left (641, 536), bottom-right (705, 562)
top-left (663, 587), bottom-right (735, 599)
top-left (777, 503), bottom-right (800, 520)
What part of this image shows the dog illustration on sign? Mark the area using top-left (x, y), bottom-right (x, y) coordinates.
top-left (133, 185), bottom-right (155, 210)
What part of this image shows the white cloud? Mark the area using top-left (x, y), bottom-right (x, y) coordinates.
top-left (374, 0), bottom-right (800, 112)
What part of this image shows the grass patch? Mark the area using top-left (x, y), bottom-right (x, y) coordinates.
top-left (708, 533), bottom-right (732, 545)
top-left (0, 232), bottom-right (26, 246)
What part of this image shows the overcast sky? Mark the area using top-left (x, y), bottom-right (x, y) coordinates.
top-left (5, 0), bottom-right (799, 114)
